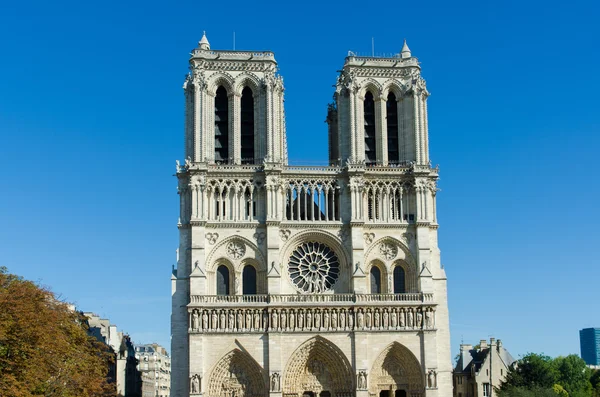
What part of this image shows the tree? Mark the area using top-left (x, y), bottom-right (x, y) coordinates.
top-left (553, 355), bottom-right (593, 397)
top-left (0, 267), bottom-right (115, 397)
top-left (499, 353), bottom-right (559, 392)
top-left (497, 385), bottom-right (559, 397)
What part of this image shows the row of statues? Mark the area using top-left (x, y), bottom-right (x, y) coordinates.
top-left (190, 306), bottom-right (435, 332)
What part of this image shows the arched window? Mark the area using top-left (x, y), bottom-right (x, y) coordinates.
top-left (370, 266), bottom-right (382, 294)
top-left (240, 87), bottom-right (255, 164)
top-left (364, 91), bottom-right (377, 165)
top-left (393, 266), bottom-right (406, 293)
top-left (242, 265), bottom-right (257, 295)
top-left (216, 265), bottom-right (230, 295)
top-left (214, 86), bottom-right (229, 163)
top-left (387, 92), bottom-right (399, 164)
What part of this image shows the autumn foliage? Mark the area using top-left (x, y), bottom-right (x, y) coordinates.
top-left (0, 267), bottom-right (115, 397)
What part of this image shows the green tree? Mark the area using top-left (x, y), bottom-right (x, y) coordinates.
top-left (0, 267), bottom-right (115, 397)
top-left (497, 385), bottom-right (559, 397)
top-left (499, 353), bottom-right (559, 392)
top-left (591, 370), bottom-right (600, 397)
top-left (554, 355), bottom-right (593, 397)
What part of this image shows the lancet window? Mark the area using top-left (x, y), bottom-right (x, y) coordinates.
top-left (364, 91), bottom-right (377, 165)
top-left (370, 266), bottom-right (382, 294)
top-left (214, 86), bottom-right (229, 163)
top-left (240, 87), bottom-right (255, 164)
top-left (393, 266), bottom-right (406, 293)
top-left (242, 265), bottom-right (257, 295)
top-left (216, 265), bottom-right (230, 295)
top-left (284, 179), bottom-right (340, 222)
top-left (387, 92), bottom-right (399, 164)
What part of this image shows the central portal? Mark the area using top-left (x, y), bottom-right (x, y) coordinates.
top-left (283, 337), bottom-right (354, 397)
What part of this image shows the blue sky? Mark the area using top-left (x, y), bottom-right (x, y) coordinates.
top-left (1, 0), bottom-right (599, 359)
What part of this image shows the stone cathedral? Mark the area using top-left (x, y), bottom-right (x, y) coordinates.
top-left (171, 33), bottom-right (452, 397)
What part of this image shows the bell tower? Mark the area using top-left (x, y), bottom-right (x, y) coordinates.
top-left (183, 33), bottom-right (287, 165)
top-left (328, 40), bottom-right (429, 167)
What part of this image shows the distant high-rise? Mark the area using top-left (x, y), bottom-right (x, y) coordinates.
top-left (580, 328), bottom-right (600, 366)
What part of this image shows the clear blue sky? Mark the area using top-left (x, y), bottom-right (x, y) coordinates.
top-left (1, 0), bottom-right (599, 359)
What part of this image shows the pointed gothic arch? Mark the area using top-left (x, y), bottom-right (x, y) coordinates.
top-left (283, 336), bottom-right (354, 397)
top-left (369, 342), bottom-right (424, 397)
top-left (207, 348), bottom-right (266, 397)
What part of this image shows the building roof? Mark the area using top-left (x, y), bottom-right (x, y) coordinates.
top-left (455, 342), bottom-right (516, 374)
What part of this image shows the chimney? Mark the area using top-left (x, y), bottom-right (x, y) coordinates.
top-left (480, 339), bottom-right (488, 350)
top-left (460, 344), bottom-right (473, 371)
top-left (497, 339), bottom-right (502, 351)
top-left (490, 337), bottom-right (496, 347)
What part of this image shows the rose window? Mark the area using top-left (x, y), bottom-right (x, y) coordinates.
top-left (288, 242), bottom-right (340, 293)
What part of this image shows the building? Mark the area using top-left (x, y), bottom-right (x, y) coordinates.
top-left (170, 33), bottom-right (452, 397)
top-left (86, 313), bottom-right (141, 396)
top-left (580, 328), bottom-right (600, 366)
top-left (136, 343), bottom-right (172, 397)
top-left (452, 339), bottom-right (515, 397)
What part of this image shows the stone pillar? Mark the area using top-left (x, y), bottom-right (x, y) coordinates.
top-left (232, 93), bottom-right (241, 164)
top-left (376, 96), bottom-right (387, 165)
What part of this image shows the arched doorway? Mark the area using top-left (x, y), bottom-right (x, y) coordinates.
top-left (283, 336), bottom-right (354, 397)
top-left (369, 343), bottom-right (424, 397)
top-left (206, 348), bottom-right (265, 397)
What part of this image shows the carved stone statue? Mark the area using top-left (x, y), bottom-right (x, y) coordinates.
top-left (280, 310), bottom-right (287, 329)
top-left (399, 310), bottom-right (405, 327)
top-left (348, 311), bottom-right (353, 329)
top-left (192, 310), bottom-right (199, 330)
top-left (191, 375), bottom-right (200, 394)
top-left (324, 310), bottom-right (330, 329)
top-left (272, 310), bottom-right (278, 329)
top-left (254, 310), bottom-right (261, 330)
top-left (365, 311), bottom-right (372, 328)
top-left (262, 310), bottom-right (269, 330)
top-left (211, 311), bottom-right (218, 329)
top-left (237, 311), bottom-right (244, 330)
top-left (383, 310), bottom-right (389, 328)
top-left (407, 309), bottom-right (414, 328)
top-left (357, 311), bottom-right (364, 329)
top-left (428, 370), bottom-right (437, 388)
top-left (271, 372), bottom-right (280, 391)
top-left (357, 371), bottom-right (367, 389)
top-left (298, 311), bottom-right (304, 330)
top-left (425, 309), bottom-right (433, 329)
top-left (391, 310), bottom-right (397, 328)
top-left (374, 311), bottom-right (380, 328)
top-left (202, 311), bottom-right (208, 330)
top-left (306, 311), bottom-right (312, 330)
top-left (416, 310), bottom-right (423, 329)
top-left (339, 311), bottom-right (345, 329)
top-left (246, 311), bottom-right (252, 329)
top-left (289, 311), bottom-right (295, 330)
top-left (314, 311), bottom-right (321, 329)
top-left (229, 311), bottom-right (235, 329)
top-left (220, 311), bottom-right (226, 329)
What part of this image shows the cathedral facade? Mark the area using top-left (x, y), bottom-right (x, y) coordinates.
top-left (171, 33), bottom-right (451, 397)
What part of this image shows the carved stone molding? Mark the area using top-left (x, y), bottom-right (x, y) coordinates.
top-left (363, 233), bottom-right (375, 245)
top-left (206, 233), bottom-right (219, 245)
top-left (253, 232), bottom-right (266, 244)
top-left (279, 229), bottom-right (291, 241)
top-left (379, 242), bottom-right (398, 260)
top-left (226, 241), bottom-right (246, 260)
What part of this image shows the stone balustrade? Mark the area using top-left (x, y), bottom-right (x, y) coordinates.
top-left (189, 292), bottom-right (433, 306)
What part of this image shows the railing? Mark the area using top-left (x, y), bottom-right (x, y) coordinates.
top-left (190, 292), bottom-right (432, 305)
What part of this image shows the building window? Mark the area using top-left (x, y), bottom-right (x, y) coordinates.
top-left (370, 266), bottom-right (382, 294)
top-left (240, 86), bottom-right (255, 164)
top-left (216, 265), bottom-right (230, 295)
top-left (386, 92), bottom-right (399, 164)
top-left (393, 265), bottom-right (406, 293)
top-left (483, 383), bottom-right (490, 396)
top-left (242, 265), bottom-right (257, 295)
top-left (214, 86), bottom-right (229, 163)
top-left (364, 91), bottom-right (377, 165)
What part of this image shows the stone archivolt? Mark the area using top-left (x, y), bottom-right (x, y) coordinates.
top-left (368, 342), bottom-right (424, 397)
top-left (207, 348), bottom-right (266, 397)
top-left (282, 336), bottom-right (354, 397)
